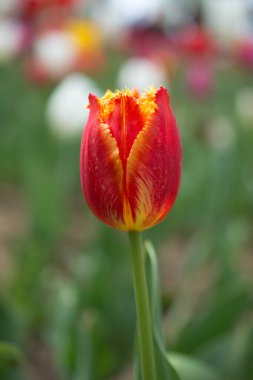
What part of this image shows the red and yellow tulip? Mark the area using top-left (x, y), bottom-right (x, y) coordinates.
top-left (80, 86), bottom-right (182, 231)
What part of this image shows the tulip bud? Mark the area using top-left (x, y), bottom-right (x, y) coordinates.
top-left (80, 87), bottom-right (182, 231)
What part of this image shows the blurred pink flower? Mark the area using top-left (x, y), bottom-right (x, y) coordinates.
top-left (186, 60), bottom-right (214, 99)
top-left (123, 25), bottom-right (172, 57)
top-left (236, 37), bottom-right (253, 70)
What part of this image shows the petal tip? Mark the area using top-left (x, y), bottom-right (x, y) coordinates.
top-left (157, 85), bottom-right (169, 95)
top-left (156, 85), bottom-right (171, 105)
top-left (88, 93), bottom-right (99, 108)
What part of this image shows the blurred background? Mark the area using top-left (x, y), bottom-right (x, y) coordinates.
top-left (0, 0), bottom-right (253, 379)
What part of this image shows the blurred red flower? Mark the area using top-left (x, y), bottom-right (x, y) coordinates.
top-left (175, 25), bottom-right (217, 59)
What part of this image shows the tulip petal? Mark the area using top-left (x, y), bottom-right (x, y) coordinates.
top-left (106, 94), bottom-right (144, 167)
top-left (81, 94), bottom-right (125, 228)
top-left (125, 87), bottom-right (182, 230)
top-left (81, 87), bottom-right (182, 231)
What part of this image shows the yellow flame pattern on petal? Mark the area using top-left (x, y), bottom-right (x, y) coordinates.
top-left (99, 123), bottom-right (125, 228)
top-left (97, 87), bottom-right (159, 231)
top-left (125, 121), bottom-right (155, 230)
top-left (123, 88), bottom-right (158, 230)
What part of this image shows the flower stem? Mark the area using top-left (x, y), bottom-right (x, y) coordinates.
top-left (128, 231), bottom-right (156, 380)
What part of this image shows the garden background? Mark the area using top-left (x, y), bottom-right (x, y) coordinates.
top-left (0, 0), bottom-right (253, 379)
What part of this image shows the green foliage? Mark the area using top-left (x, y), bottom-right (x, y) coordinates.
top-left (143, 241), bottom-right (180, 380)
top-left (0, 61), bottom-right (253, 380)
top-left (168, 353), bottom-right (220, 380)
top-left (142, 241), bottom-right (223, 380)
top-left (0, 342), bottom-right (22, 380)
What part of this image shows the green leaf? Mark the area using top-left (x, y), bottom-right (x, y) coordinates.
top-left (168, 352), bottom-right (220, 380)
top-left (172, 277), bottom-right (251, 353)
top-left (0, 342), bottom-right (22, 370)
top-left (72, 319), bottom-right (92, 380)
top-left (142, 240), bottom-right (180, 380)
top-left (142, 241), bottom-right (223, 380)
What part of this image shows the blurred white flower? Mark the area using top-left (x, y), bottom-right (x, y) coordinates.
top-left (89, 1), bottom-right (124, 41)
top-left (203, 0), bottom-right (248, 46)
top-left (164, 2), bottom-right (187, 28)
top-left (0, 0), bottom-right (19, 16)
top-left (236, 87), bottom-right (253, 125)
top-left (34, 31), bottom-right (76, 78)
top-left (46, 73), bottom-right (101, 138)
top-left (117, 58), bottom-right (167, 92)
top-left (106, 0), bottom-right (163, 26)
top-left (89, 0), bottom-right (164, 42)
top-left (247, 0), bottom-right (253, 32)
top-left (205, 115), bottom-right (236, 151)
top-left (0, 19), bottom-right (26, 62)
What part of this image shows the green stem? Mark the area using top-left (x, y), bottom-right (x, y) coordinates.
top-left (128, 231), bottom-right (156, 380)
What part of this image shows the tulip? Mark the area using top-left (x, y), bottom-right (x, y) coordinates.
top-left (80, 86), bottom-right (182, 232)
